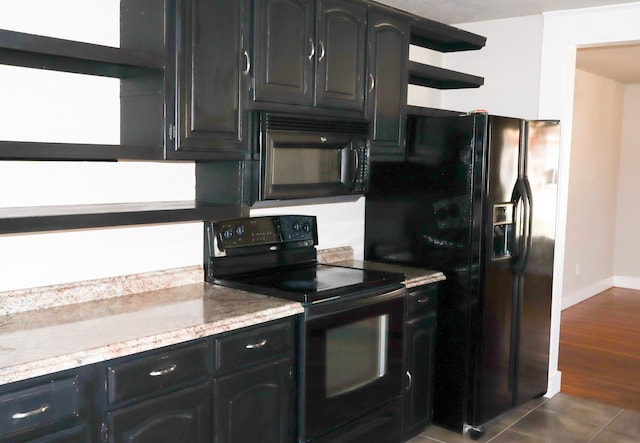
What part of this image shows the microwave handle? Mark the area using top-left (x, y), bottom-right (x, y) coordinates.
top-left (348, 146), bottom-right (360, 185)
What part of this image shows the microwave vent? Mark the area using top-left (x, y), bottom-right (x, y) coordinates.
top-left (264, 113), bottom-right (369, 135)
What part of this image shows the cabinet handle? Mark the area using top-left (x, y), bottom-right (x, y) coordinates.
top-left (245, 339), bottom-right (267, 349)
top-left (308, 38), bottom-right (315, 60)
top-left (243, 50), bottom-right (251, 75)
top-left (406, 371), bottom-right (412, 390)
top-left (12, 405), bottom-right (49, 420)
top-left (149, 364), bottom-right (177, 377)
top-left (368, 74), bottom-right (375, 92)
top-left (318, 40), bottom-right (325, 61)
top-left (417, 296), bottom-right (430, 304)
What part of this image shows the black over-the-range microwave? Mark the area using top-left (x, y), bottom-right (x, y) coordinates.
top-left (196, 112), bottom-right (371, 206)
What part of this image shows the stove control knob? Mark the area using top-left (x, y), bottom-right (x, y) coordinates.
top-left (222, 228), bottom-right (234, 241)
top-left (302, 222), bottom-right (311, 233)
top-left (234, 225), bottom-right (245, 237)
top-left (292, 221), bottom-right (302, 231)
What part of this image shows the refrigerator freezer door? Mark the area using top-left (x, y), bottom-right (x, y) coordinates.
top-left (515, 120), bottom-right (560, 404)
top-left (475, 116), bottom-right (522, 425)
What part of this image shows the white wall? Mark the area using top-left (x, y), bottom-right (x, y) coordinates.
top-left (562, 69), bottom-right (624, 308)
top-left (614, 84), bottom-right (640, 285)
top-left (443, 15), bottom-right (544, 118)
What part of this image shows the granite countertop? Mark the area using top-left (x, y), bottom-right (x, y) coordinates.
top-left (0, 247), bottom-right (443, 388)
top-left (0, 282), bottom-right (302, 386)
top-left (317, 246), bottom-right (446, 288)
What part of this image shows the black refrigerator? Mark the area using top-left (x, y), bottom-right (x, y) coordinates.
top-left (364, 112), bottom-right (560, 434)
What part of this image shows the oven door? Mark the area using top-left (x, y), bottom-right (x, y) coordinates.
top-left (301, 286), bottom-right (405, 442)
top-left (261, 131), bottom-right (368, 201)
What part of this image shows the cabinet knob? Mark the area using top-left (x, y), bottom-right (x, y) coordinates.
top-left (368, 74), bottom-right (375, 92)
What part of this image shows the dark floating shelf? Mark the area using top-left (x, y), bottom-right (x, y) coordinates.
top-left (409, 17), bottom-right (486, 52)
top-left (406, 105), bottom-right (463, 117)
top-left (0, 141), bottom-right (164, 161)
top-left (0, 201), bottom-right (242, 234)
top-left (0, 29), bottom-right (162, 77)
top-left (408, 61), bottom-right (484, 89)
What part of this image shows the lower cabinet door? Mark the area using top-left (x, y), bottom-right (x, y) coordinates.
top-left (214, 358), bottom-right (294, 443)
top-left (26, 425), bottom-right (89, 443)
top-left (106, 383), bottom-right (211, 443)
top-left (403, 313), bottom-right (436, 440)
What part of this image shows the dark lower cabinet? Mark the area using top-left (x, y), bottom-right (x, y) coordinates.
top-left (105, 383), bottom-right (212, 443)
top-left (26, 426), bottom-right (89, 443)
top-left (214, 358), bottom-right (294, 443)
top-left (403, 284), bottom-right (438, 441)
top-left (366, 7), bottom-right (409, 159)
top-left (0, 368), bottom-right (91, 443)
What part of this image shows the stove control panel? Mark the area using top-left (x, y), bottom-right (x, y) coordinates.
top-left (209, 215), bottom-right (318, 253)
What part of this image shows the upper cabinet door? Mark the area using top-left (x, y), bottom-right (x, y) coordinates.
top-left (253, 0), bottom-right (315, 106)
top-left (366, 8), bottom-right (409, 158)
top-left (174, 0), bottom-right (250, 160)
top-left (315, 0), bottom-right (366, 111)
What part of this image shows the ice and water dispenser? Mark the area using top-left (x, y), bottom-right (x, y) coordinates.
top-left (492, 203), bottom-right (514, 259)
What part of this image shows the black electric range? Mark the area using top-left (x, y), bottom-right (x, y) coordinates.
top-left (204, 215), bottom-right (404, 304)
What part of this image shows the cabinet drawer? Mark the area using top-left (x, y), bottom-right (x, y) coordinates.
top-left (0, 376), bottom-right (80, 439)
top-left (214, 320), bottom-right (293, 374)
top-left (407, 284), bottom-right (438, 317)
top-left (106, 341), bottom-right (209, 406)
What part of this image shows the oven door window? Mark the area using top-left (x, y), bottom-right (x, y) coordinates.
top-left (326, 314), bottom-right (388, 397)
top-left (303, 291), bottom-right (404, 441)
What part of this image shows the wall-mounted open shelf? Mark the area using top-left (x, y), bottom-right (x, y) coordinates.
top-left (0, 201), bottom-right (242, 234)
top-left (409, 17), bottom-right (486, 52)
top-left (0, 30), bottom-right (162, 77)
top-left (408, 61), bottom-right (484, 89)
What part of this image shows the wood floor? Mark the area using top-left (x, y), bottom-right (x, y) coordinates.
top-left (559, 287), bottom-right (640, 412)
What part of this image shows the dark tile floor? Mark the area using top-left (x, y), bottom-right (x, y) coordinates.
top-left (407, 393), bottom-right (640, 443)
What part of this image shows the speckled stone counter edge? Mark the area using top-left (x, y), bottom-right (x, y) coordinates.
top-left (0, 265), bottom-right (204, 316)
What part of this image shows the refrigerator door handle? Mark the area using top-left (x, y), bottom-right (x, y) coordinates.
top-left (511, 178), bottom-right (532, 276)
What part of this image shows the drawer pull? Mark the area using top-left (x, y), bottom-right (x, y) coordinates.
top-left (417, 296), bottom-right (430, 304)
top-left (12, 404), bottom-right (49, 420)
top-left (149, 364), bottom-right (177, 377)
top-left (406, 371), bottom-right (412, 390)
top-left (245, 339), bottom-right (267, 349)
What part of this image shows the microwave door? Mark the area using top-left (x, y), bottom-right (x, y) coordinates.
top-left (262, 133), bottom-right (358, 200)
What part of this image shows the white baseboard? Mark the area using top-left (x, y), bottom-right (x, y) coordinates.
top-left (562, 275), bottom-right (640, 310)
top-left (545, 370), bottom-right (562, 397)
top-left (562, 277), bottom-right (614, 310)
top-left (613, 276), bottom-right (640, 290)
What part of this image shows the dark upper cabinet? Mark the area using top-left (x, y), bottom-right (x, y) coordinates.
top-left (172, 0), bottom-right (251, 160)
top-left (366, 7), bottom-right (409, 159)
top-left (252, 0), bottom-right (366, 113)
top-left (314, 0), bottom-right (366, 111)
top-left (252, 0), bottom-right (315, 106)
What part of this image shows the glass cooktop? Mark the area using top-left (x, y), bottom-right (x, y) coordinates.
top-left (214, 264), bottom-right (404, 304)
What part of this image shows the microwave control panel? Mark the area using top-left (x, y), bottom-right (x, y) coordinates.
top-left (352, 145), bottom-right (369, 194)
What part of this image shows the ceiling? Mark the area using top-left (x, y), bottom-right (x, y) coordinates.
top-left (376, 0), bottom-right (640, 84)
top-left (374, 0), bottom-right (640, 25)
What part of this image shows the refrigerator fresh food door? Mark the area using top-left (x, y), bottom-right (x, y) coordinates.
top-left (515, 120), bottom-right (560, 405)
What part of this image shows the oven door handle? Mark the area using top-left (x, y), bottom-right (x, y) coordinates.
top-left (305, 285), bottom-right (405, 320)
